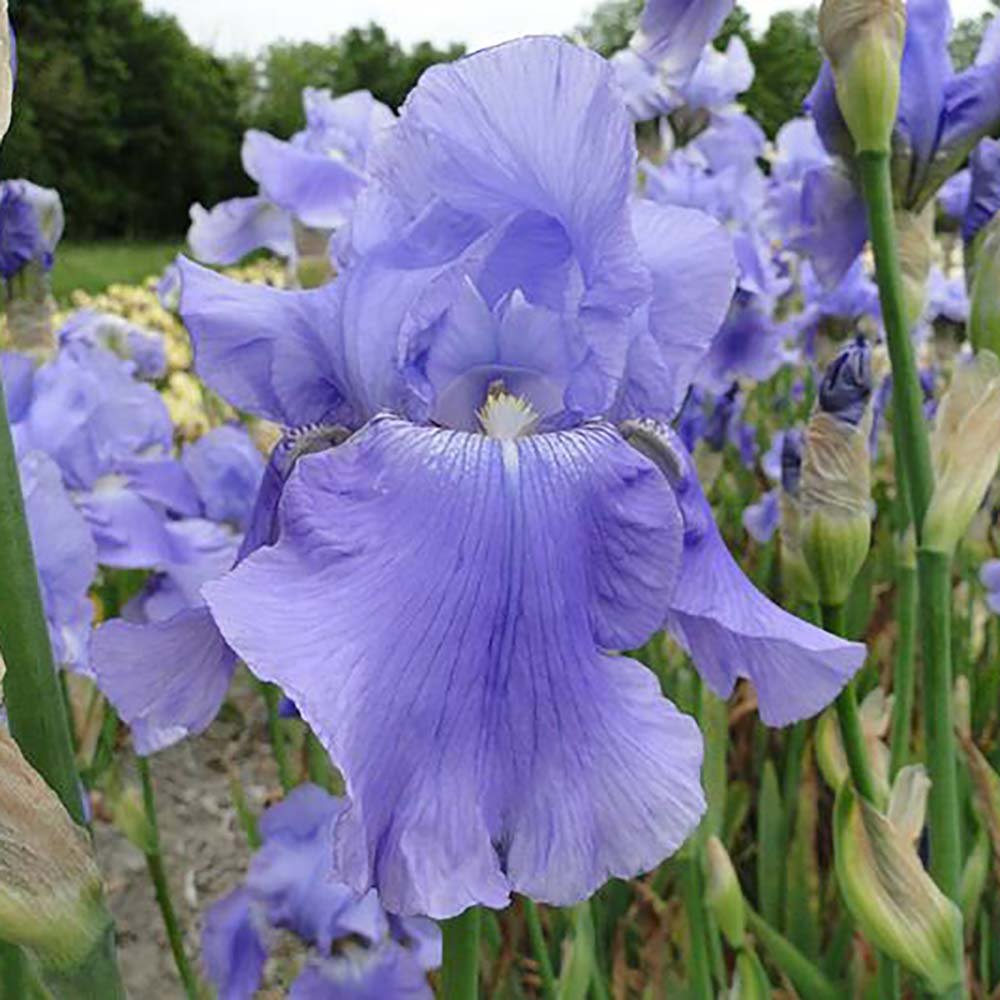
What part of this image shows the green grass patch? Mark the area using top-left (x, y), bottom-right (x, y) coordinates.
top-left (52, 241), bottom-right (183, 302)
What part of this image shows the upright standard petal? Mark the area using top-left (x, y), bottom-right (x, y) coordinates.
top-left (207, 417), bottom-right (705, 917)
top-left (632, 0), bottom-right (735, 88)
top-left (187, 196), bottom-right (295, 266)
top-left (177, 258), bottom-right (354, 427)
top-left (621, 421), bottom-right (865, 727)
top-left (615, 200), bottom-right (736, 422)
top-left (243, 130), bottom-right (368, 231)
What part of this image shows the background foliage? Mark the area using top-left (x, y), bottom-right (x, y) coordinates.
top-left (2, 0), bottom-right (994, 239)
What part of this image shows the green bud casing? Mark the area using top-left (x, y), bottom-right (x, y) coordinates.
top-left (970, 218), bottom-right (1000, 357)
top-left (704, 835), bottom-right (746, 950)
top-left (818, 0), bottom-right (905, 155)
top-left (800, 411), bottom-right (872, 605)
top-left (924, 349), bottom-right (1000, 554)
top-left (833, 781), bottom-right (964, 993)
top-left (0, 732), bottom-right (110, 972)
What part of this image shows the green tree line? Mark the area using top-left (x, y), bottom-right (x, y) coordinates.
top-left (2, 0), bottom-right (993, 240)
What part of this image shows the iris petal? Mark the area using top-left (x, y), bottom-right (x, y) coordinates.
top-left (187, 196), bottom-right (295, 266)
top-left (206, 417), bottom-right (705, 917)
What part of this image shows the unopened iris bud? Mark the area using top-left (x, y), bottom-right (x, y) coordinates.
top-left (970, 216), bottom-right (1000, 357)
top-left (0, 732), bottom-right (110, 972)
top-left (834, 781), bottom-right (964, 993)
top-left (896, 205), bottom-right (934, 333)
top-left (800, 338), bottom-right (873, 604)
top-left (817, 687), bottom-right (891, 799)
top-left (778, 429), bottom-right (819, 603)
top-left (704, 836), bottom-right (746, 950)
top-left (925, 349), bottom-right (1000, 554)
top-left (818, 0), bottom-right (905, 155)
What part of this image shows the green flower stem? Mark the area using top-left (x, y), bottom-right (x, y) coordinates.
top-left (138, 757), bottom-right (200, 1000)
top-left (858, 150), bottom-right (965, 998)
top-left (0, 375), bottom-right (125, 998)
top-left (916, 551), bottom-right (963, 898)
top-left (745, 907), bottom-right (841, 1000)
top-left (681, 858), bottom-right (713, 998)
top-left (441, 906), bottom-right (480, 999)
top-left (821, 604), bottom-right (880, 806)
top-left (888, 560), bottom-right (917, 779)
top-left (522, 899), bottom-right (556, 999)
top-left (260, 682), bottom-right (295, 792)
top-left (0, 940), bottom-right (30, 997)
top-left (856, 153), bottom-right (934, 527)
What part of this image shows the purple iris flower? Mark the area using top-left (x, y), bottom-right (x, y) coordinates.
top-left (696, 292), bottom-right (789, 392)
top-left (632, 0), bottom-right (734, 89)
top-left (938, 168), bottom-right (972, 223)
top-left (743, 489), bottom-right (780, 545)
top-left (202, 785), bottom-right (439, 1000)
top-left (6, 340), bottom-right (190, 568)
top-left (188, 89), bottom-right (395, 267)
top-left (612, 0), bottom-right (734, 122)
top-left (679, 35), bottom-right (753, 113)
top-left (0, 179), bottom-right (63, 277)
top-left (90, 423), bottom-right (343, 754)
top-left (803, 5), bottom-right (1000, 284)
top-left (181, 425), bottom-right (265, 532)
top-left (59, 310), bottom-right (168, 380)
top-left (173, 38), bottom-right (865, 919)
top-left (979, 560), bottom-right (1000, 615)
top-left (19, 450), bottom-right (97, 671)
top-left (963, 137), bottom-right (1000, 246)
top-left (817, 336), bottom-right (872, 426)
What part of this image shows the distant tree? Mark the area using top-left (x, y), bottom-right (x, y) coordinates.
top-left (4, 0), bottom-right (246, 238)
top-left (244, 26), bottom-right (465, 139)
top-left (950, 15), bottom-right (991, 70)
top-left (572, 0), bottom-right (641, 57)
top-left (744, 9), bottom-right (821, 136)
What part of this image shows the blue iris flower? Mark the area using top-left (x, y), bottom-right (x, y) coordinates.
top-left (114, 38), bottom-right (863, 919)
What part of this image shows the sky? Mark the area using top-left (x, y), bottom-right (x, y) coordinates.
top-left (145, 0), bottom-right (996, 56)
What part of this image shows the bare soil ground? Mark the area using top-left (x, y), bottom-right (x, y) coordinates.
top-left (93, 676), bottom-right (282, 998)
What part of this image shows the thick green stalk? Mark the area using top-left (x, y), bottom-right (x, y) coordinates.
top-left (681, 859), bottom-right (713, 999)
top-left (821, 604), bottom-right (880, 806)
top-left (522, 899), bottom-right (556, 999)
top-left (138, 758), bottom-right (200, 1000)
top-left (888, 560), bottom-right (917, 778)
top-left (0, 940), bottom-right (29, 997)
top-left (857, 153), bottom-right (934, 527)
top-left (858, 150), bottom-right (965, 998)
top-left (745, 908), bottom-right (841, 1000)
top-left (441, 907), bottom-right (480, 1000)
top-left (916, 551), bottom-right (962, 898)
top-left (0, 375), bottom-right (124, 998)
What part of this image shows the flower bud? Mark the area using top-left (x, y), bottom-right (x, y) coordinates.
top-left (896, 205), bottom-right (934, 333)
top-left (800, 339), bottom-right (873, 604)
top-left (924, 349), bottom-right (1000, 554)
top-left (886, 764), bottom-right (929, 845)
top-left (970, 216), bottom-right (1000, 357)
top-left (704, 836), bottom-right (746, 950)
top-left (777, 430), bottom-right (820, 602)
top-left (833, 781), bottom-right (964, 993)
top-left (0, 732), bottom-right (111, 971)
top-left (0, 4), bottom-right (11, 144)
top-left (818, 0), bottom-right (905, 155)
